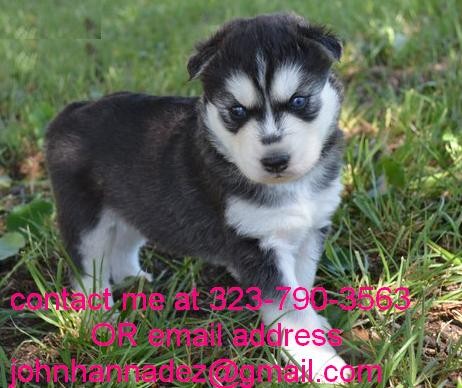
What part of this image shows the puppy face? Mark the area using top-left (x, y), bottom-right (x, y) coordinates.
top-left (189, 13), bottom-right (342, 184)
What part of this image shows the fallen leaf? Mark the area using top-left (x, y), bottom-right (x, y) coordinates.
top-left (6, 198), bottom-right (53, 236)
top-left (0, 232), bottom-right (26, 261)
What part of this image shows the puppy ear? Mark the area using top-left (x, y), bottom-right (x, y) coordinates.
top-left (187, 20), bottom-right (241, 80)
top-left (297, 24), bottom-right (343, 62)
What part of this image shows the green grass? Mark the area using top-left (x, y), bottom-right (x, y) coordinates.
top-left (0, 0), bottom-right (461, 387)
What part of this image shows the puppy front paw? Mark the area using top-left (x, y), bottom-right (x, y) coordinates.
top-left (312, 354), bottom-right (349, 385)
top-left (284, 345), bottom-right (349, 385)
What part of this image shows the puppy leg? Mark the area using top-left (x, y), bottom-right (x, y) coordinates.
top-left (49, 172), bottom-right (114, 303)
top-left (235, 244), bottom-right (346, 382)
top-left (109, 216), bottom-right (151, 285)
top-left (295, 228), bottom-right (324, 291)
top-left (289, 228), bottom-right (348, 380)
top-left (295, 228), bottom-right (332, 330)
top-left (76, 209), bottom-right (116, 303)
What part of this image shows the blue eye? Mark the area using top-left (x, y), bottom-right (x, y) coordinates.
top-left (289, 96), bottom-right (308, 110)
top-left (230, 105), bottom-right (247, 119)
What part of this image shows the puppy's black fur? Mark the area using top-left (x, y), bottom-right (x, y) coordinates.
top-left (46, 12), bottom-right (343, 303)
top-left (46, 13), bottom-right (350, 374)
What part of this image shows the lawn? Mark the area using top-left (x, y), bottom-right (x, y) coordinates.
top-left (0, 0), bottom-right (461, 387)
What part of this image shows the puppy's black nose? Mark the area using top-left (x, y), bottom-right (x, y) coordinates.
top-left (261, 154), bottom-right (290, 173)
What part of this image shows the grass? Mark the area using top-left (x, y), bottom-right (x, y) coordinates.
top-left (0, 0), bottom-right (461, 386)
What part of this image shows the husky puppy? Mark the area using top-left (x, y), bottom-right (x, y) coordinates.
top-left (46, 13), bottom-right (347, 378)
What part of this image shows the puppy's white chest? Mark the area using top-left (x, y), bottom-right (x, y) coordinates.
top-left (226, 197), bottom-right (310, 237)
top-left (225, 180), bottom-right (342, 249)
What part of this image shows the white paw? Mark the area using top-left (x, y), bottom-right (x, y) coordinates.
top-left (284, 346), bottom-right (349, 385)
top-left (313, 354), bottom-right (349, 384)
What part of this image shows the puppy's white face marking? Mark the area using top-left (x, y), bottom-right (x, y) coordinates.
top-left (226, 72), bottom-right (259, 107)
top-left (205, 59), bottom-right (339, 185)
top-left (205, 103), bottom-right (263, 182)
top-left (270, 63), bottom-right (303, 102)
top-left (261, 107), bottom-right (279, 137)
top-left (280, 81), bottom-right (339, 177)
